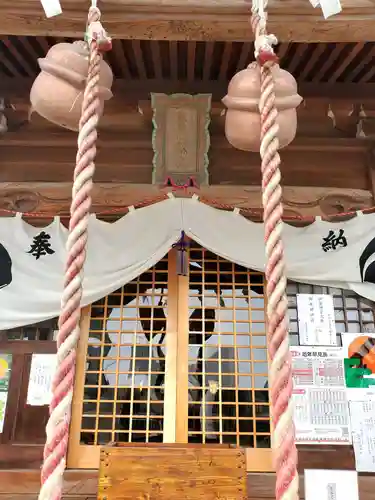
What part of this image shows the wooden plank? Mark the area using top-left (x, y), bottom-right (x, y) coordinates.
top-left (3, 77), bottom-right (375, 101)
top-left (0, 470), bottom-right (98, 495)
top-left (98, 445), bottom-right (247, 499)
top-left (0, 445), bottom-right (44, 469)
top-left (0, 0), bottom-right (374, 41)
top-left (0, 183), bottom-right (372, 221)
top-left (0, 467), bottom-right (374, 498)
top-left (0, 341), bottom-right (56, 354)
top-left (0, 132), bottom-right (370, 188)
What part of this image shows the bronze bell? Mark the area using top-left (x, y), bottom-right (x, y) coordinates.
top-left (30, 41), bottom-right (113, 131)
top-left (222, 62), bottom-right (302, 152)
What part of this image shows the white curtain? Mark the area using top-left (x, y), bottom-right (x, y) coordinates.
top-left (0, 197), bottom-right (374, 330)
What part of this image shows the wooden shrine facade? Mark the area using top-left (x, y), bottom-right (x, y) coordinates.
top-left (1, 13), bottom-right (375, 499)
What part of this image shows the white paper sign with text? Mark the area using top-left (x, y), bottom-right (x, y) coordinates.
top-left (27, 354), bottom-right (57, 406)
top-left (297, 294), bottom-right (336, 346)
top-left (305, 469), bottom-right (359, 500)
top-left (349, 398), bottom-right (375, 472)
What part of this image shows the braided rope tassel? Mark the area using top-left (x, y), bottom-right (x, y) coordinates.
top-left (251, 12), bottom-right (299, 500)
top-left (38, 7), bottom-right (110, 500)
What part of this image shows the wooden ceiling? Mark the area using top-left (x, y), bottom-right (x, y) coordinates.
top-left (1, 36), bottom-right (375, 222)
top-left (1, 38), bottom-right (375, 86)
top-left (0, 0), bottom-right (374, 42)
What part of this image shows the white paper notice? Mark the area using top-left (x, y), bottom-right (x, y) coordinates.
top-left (349, 399), bottom-right (375, 472)
top-left (319, 0), bottom-right (342, 19)
top-left (40, 0), bottom-right (62, 18)
top-left (305, 469), bottom-right (359, 500)
top-left (27, 354), bottom-right (57, 406)
top-left (297, 294), bottom-right (336, 346)
top-left (0, 392), bottom-right (8, 432)
top-left (291, 346), bottom-right (351, 444)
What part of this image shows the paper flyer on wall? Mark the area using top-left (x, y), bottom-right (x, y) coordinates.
top-left (304, 469), bottom-right (359, 500)
top-left (349, 398), bottom-right (375, 472)
top-left (0, 353), bottom-right (12, 392)
top-left (27, 354), bottom-right (57, 406)
top-left (296, 294), bottom-right (336, 346)
top-left (0, 392), bottom-right (8, 433)
top-left (291, 346), bottom-right (351, 444)
top-left (0, 353), bottom-right (12, 433)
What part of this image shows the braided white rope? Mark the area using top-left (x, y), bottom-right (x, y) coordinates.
top-left (251, 0), bottom-right (299, 498)
top-left (38, 7), bottom-right (103, 499)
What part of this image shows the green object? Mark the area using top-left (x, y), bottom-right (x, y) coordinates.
top-left (0, 353), bottom-right (12, 392)
top-left (344, 358), bottom-right (375, 388)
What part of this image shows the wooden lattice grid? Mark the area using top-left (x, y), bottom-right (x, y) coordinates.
top-left (80, 255), bottom-right (169, 446)
top-left (187, 243), bottom-right (270, 448)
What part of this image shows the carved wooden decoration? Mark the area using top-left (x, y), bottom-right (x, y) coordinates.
top-left (98, 444), bottom-right (247, 500)
top-left (0, 183), bottom-right (372, 223)
top-left (151, 93), bottom-right (211, 187)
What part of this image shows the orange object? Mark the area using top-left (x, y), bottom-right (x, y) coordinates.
top-left (348, 335), bottom-right (375, 374)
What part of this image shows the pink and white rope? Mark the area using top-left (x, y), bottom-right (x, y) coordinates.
top-left (38, 7), bottom-right (110, 500)
top-left (251, 10), bottom-right (299, 500)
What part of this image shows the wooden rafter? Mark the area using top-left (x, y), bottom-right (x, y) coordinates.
top-left (1, 39), bottom-right (375, 85)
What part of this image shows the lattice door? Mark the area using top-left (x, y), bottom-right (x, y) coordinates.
top-left (68, 245), bottom-right (271, 469)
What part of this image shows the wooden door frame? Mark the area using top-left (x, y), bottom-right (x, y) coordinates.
top-left (67, 248), bottom-right (274, 471)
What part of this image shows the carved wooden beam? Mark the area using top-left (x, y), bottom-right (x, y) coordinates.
top-left (0, 183), bottom-right (371, 224)
top-left (0, 0), bottom-right (374, 41)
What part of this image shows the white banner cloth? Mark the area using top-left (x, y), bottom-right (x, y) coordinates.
top-left (0, 197), bottom-right (374, 330)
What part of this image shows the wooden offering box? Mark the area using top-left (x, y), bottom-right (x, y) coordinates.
top-left (98, 443), bottom-right (247, 499)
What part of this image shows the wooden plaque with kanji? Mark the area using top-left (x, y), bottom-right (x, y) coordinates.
top-left (98, 444), bottom-right (247, 499)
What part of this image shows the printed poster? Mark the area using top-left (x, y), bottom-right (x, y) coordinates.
top-left (291, 346), bottom-right (350, 444)
top-left (296, 294), bottom-right (336, 346)
top-left (349, 398), bottom-right (375, 472)
top-left (27, 354), bottom-right (57, 406)
top-left (0, 353), bottom-right (12, 432)
top-left (339, 334), bottom-right (375, 472)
